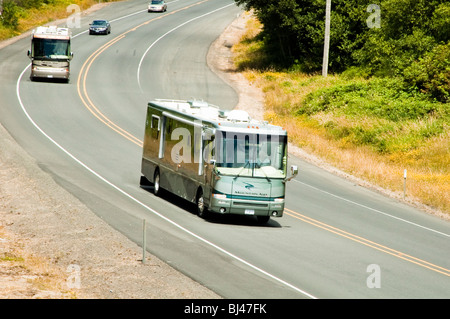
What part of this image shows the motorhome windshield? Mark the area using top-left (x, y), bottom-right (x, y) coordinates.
top-left (32, 38), bottom-right (70, 59)
top-left (215, 131), bottom-right (287, 179)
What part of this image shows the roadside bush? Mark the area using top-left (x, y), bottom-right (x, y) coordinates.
top-left (1, 0), bottom-right (20, 29)
top-left (297, 77), bottom-right (448, 153)
top-left (299, 77), bottom-right (441, 120)
top-left (403, 42), bottom-right (450, 103)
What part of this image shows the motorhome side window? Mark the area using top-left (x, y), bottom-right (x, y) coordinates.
top-left (151, 115), bottom-right (160, 139)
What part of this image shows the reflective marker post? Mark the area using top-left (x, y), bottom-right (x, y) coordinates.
top-left (142, 219), bottom-right (147, 264)
top-left (403, 169), bottom-right (407, 199)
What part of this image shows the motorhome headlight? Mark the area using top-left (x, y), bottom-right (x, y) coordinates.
top-left (212, 193), bottom-right (227, 200)
top-left (274, 198), bottom-right (284, 202)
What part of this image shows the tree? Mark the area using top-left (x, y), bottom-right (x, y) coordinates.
top-left (234, 0), bottom-right (449, 75)
top-left (403, 42), bottom-right (450, 103)
top-left (1, 0), bottom-right (20, 29)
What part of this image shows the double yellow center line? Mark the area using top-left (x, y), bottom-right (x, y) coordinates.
top-left (285, 208), bottom-right (450, 277)
top-left (77, 0), bottom-right (211, 147)
top-left (77, 34), bottom-right (143, 146)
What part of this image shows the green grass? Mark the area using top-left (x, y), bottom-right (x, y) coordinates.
top-left (298, 77), bottom-right (449, 155)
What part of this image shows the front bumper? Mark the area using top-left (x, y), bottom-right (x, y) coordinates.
top-left (209, 196), bottom-right (284, 217)
top-left (31, 66), bottom-right (69, 80)
top-left (148, 6), bottom-right (165, 11)
top-left (89, 28), bottom-right (108, 34)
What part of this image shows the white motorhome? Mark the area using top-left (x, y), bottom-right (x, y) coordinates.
top-left (27, 26), bottom-right (73, 81)
top-left (140, 99), bottom-right (298, 223)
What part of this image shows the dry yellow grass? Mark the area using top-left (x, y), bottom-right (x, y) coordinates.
top-left (18, 0), bottom-right (97, 33)
top-left (0, 226), bottom-right (77, 298)
top-left (0, 0), bottom-right (107, 40)
top-left (234, 15), bottom-right (449, 215)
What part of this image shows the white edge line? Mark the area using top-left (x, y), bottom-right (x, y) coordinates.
top-left (15, 16), bottom-right (317, 301)
top-left (137, 3), bottom-right (235, 91)
top-left (292, 179), bottom-right (449, 238)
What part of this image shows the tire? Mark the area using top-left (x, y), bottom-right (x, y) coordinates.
top-left (153, 170), bottom-right (161, 196)
top-left (196, 188), bottom-right (208, 218)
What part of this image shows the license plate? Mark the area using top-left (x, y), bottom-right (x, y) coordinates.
top-left (245, 209), bottom-right (255, 215)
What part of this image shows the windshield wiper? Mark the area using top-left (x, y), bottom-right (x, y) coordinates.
top-left (233, 160), bottom-right (251, 180)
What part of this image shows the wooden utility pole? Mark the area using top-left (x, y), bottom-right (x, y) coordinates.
top-left (322, 0), bottom-right (331, 77)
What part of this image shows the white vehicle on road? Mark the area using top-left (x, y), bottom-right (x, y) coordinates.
top-left (27, 26), bottom-right (73, 82)
top-left (148, 0), bottom-right (167, 12)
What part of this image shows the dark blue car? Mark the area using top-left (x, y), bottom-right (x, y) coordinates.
top-left (89, 20), bottom-right (111, 35)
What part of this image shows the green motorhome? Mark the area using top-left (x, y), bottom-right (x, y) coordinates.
top-left (140, 99), bottom-right (298, 223)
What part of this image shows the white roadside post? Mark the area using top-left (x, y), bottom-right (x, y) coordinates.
top-left (403, 169), bottom-right (407, 199)
top-left (142, 219), bottom-right (147, 264)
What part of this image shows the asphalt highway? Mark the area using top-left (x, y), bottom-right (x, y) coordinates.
top-left (0, 0), bottom-right (449, 298)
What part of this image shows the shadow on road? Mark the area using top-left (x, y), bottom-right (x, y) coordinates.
top-left (139, 182), bottom-right (282, 228)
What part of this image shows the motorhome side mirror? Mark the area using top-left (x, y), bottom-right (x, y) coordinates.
top-left (27, 50), bottom-right (31, 58)
top-left (285, 165), bottom-right (298, 182)
top-left (291, 165), bottom-right (298, 177)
